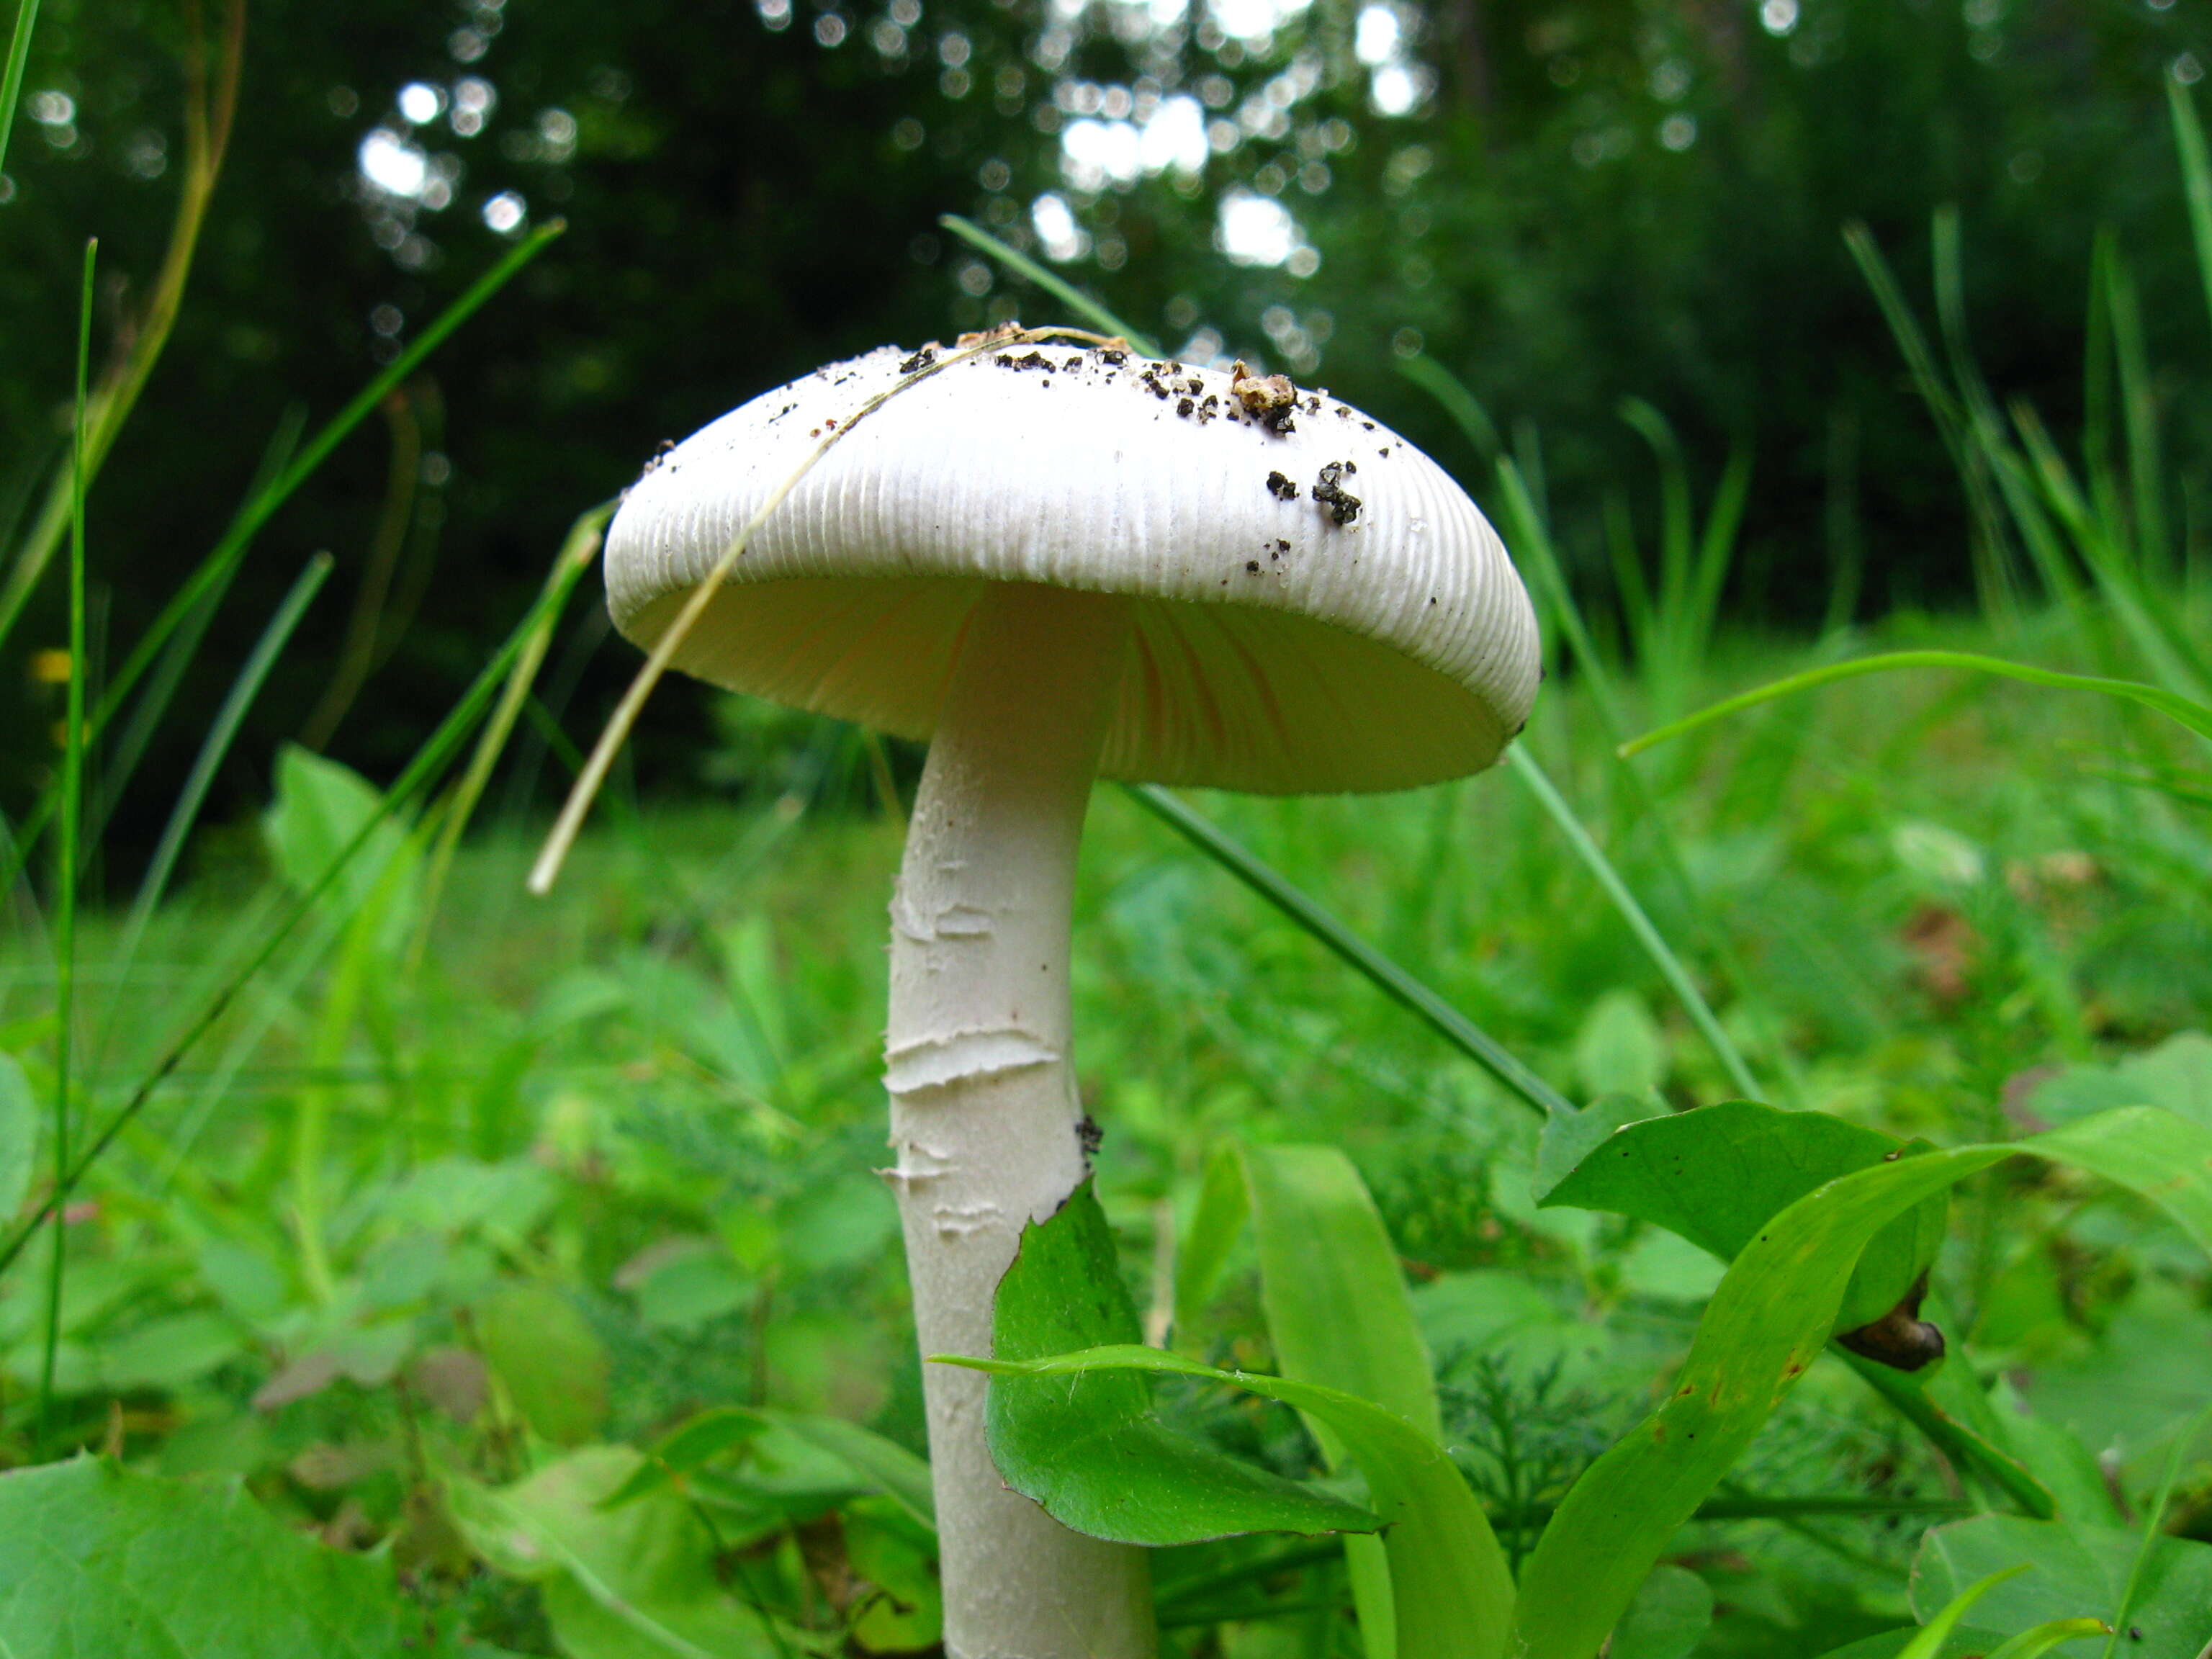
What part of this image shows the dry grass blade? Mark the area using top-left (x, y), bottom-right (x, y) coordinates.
top-left (526, 325), bottom-right (1123, 895)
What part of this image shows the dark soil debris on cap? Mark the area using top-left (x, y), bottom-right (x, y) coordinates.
top-left (1313, 461), bottom-right (1362, 525)
top-left (1265, 471), bottom-right (1299, 501)
top-left (996, 350), bottom-right (1056, 373)
top-left (898, 345), bottom-right (939, 374)
top-left (638, 436), bottom-right (677, 478)
top-left (1246, 559), bottom-right (1261, 572)
top-left (1099, 348), bottom-right (1128, 365)
top-left (1177, 397), bottom-right (1195, 417)
top-left (1274, 539), bottom-right (1290, 553)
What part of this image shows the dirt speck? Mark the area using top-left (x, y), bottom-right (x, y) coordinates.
top-left (1177, 396), bottom-right (1195, 417)
top-left (1265, 471), bottom-right (1299, 501)
top-left (995, 350), bottom-right (1056, 373)
top-left (1313, 461), bottom-right (1362, 525)
top-left (898, 345), bottom-right (938, 374)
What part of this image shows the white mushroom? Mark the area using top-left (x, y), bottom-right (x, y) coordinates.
top-left (603, 336), bottom-right (1541, 1659)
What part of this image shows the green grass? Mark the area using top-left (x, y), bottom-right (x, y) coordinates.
top-left (5, 577), bottom-right (2211, 1651)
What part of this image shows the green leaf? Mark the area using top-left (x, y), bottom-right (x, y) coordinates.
top-left (1509, 1108), bottom-right (2212, 1659)
top-left (476, 1282), bottom-right (609, 1447)
top-left (262, 742), bottom-right (420, 954)
top-left (845, 1496), bottom-right (943, 1652)
top-left (1241, 1141), bottom-right (1449, 1659)
top-left (1608, 1564), bottom-right (1713, 1659)
top-left (448, 1445), bottom-right (783, 1659)
top-left (961, 1341), bottom-right (1512, 1659)
top-left (2028, 1033), bottom-right (2212, 1130)
top-left (1573, 990), bottom-right (1668, 1100)
top-left (606, 1404), bottom-right (935, 1536)
top-left (1899, 1566), bottom-right (2031, 1659)
top-left (1914, 1517), bottom-right (2212, 1657)
top-left (0, 1457), bottom-right (405, 1656)
top-left (1172, 1139), bottom-right (1250, 1343)
top-left (1810, 1633), bottom-right (2006, 1659)
top-left (1244, 1143), bottom-right (1441, 1443)
top-left (1534, 1093), bottom-right (1660, 1204)
top-left (981, 1181), bottom-right (1383, 1545)
top-left (0, 1049), bottom-right (37, 1220)
top-left (1542, 1100), bottom-right (1947, 1330)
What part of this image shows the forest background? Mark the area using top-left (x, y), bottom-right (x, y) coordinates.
top-left (5, 0), bottom-right (2207, 835)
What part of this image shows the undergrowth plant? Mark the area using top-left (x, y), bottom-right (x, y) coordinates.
top-left (3, 5), bottom-right (2212, 1658)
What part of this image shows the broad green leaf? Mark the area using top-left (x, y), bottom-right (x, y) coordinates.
top-left (1608, 1564), bottom-right (1712, 1659)
top-left (959, 1341), bottom-right (1512, 1659)
top-left (477, 1282), bottom-right (609, 1447)
top-left (0, 1049), bottom-right (35, 1220)
top-left (262, 742), bottom-right (420, 955)
top-left (1573, 990), bottom-right (1667, 1100)
top-left (1241, 1141), bottom-right (1449, 1659)
top-left (1173, 1139), bottom-right (1251, 1342)
top-left (1913, 1516), bottom-right (2212, 1657)
top-left (1242, 1143), bottom-right (1439, 1439)
top-left (607, 1405), bottom-right (934, 1537)
top-left (599, 1407), bottom-right (771, 1509)
top-left (0, 1457), bottom-right (405, 1656)
top-left (1509, 1108), bottom-right (2212, 1659)
top-left (2029, 1033), bottom-right (2212, 1130)
top-left (981, 1181), bottom-right (1382, 1545)
top-left (1542, 1100), bottom-right (1948, 1331)
top-left (845, 1495), bottom-right (943, 1652)
top-left (448, 1445), bottom-right (783, 1659)
top-left (1534, 1093), bottom-right (1660, 1205)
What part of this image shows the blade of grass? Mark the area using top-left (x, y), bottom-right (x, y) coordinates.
top-left (92, 405), bottom-right (307, 848)
top-left (939, 214), bottom-right (1161, 355)
top-left (1393, 355), bottom-right (1500, 462)
top-left (0, 0), bottom-right (40, 180)
top-left (0, 542), bottom-right (595, 1282)
top-left (528, 323), bottom-right (1123, 894)
top-left (106, 552), bottom-right (333, 1011)
top-left (1503, 746), bottom-right (1761, 1100)
top-left (1408, 358), bottom-right (1801, 1105)
top-left (2170, 75), bottom-right (2212, 346)
top-left (0, 223), bottom-right (564, 892)
top-left (1622, 650), bottom-right (2212, 757)
top-left (1123, 783), bottom-right (1570, 1118)
top-left (0, 0), bottom-right (245, 652)
top-left (2102, 1404), bottom-right (2212, 1659)
top-left (35, 240), bottom-right (94, 1451)
top-left (410, 501), bottom-right (612, 968)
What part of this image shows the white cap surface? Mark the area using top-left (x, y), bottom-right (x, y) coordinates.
top-left (605, 339), bottom-right (1541, 793)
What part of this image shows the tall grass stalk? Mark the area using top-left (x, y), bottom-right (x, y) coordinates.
top-left (0, 0), bottom-right (40, 181)
top-left (0, 0), bottom-right (246, 652)
top-left (96, 553), bottom-right (334, 1071)
top-left (0, 223), bottom-right (565, 893)
top-left (0, 544), bottom-right (598, 1281)
top-left (1503, 747), bottom-right (1761, 1100)
top-left (36, 240), bottom-right (94, 1451)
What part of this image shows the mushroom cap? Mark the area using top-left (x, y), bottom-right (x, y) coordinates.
top-left (604, 339), bottom-right (1541, 794)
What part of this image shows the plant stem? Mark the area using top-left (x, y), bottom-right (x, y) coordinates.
top-left (885, 583), bottom-right (1153, 1659)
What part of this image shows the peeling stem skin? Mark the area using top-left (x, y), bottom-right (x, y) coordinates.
top-left (885, 581), bottom-right (1154, 1659)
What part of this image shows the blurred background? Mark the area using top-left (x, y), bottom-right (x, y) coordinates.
top-left (4, 0), bottom-right (2208, 853)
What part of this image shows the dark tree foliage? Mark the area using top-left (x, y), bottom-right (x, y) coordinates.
top-left (2, 0), bottom-right (2207, 847)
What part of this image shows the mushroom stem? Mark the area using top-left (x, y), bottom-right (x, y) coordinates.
top-left (886, 580), bottom-right (1152, 1659)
